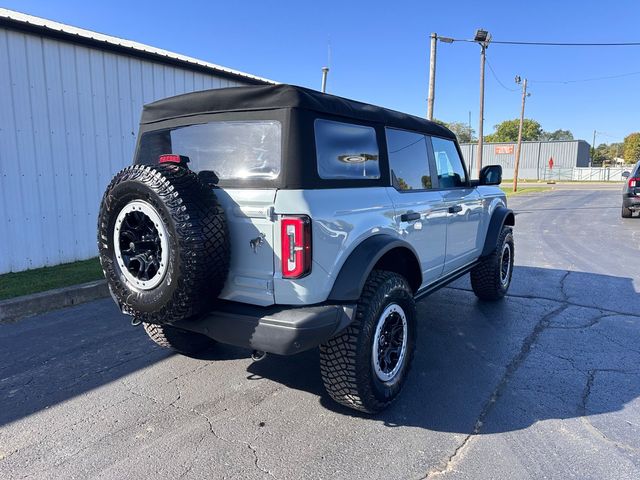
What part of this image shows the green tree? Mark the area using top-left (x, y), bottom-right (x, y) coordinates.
top-left (591, 142), bottom-right (624, 166)
top-left (623, 133), bottom-right (640, 163)
top-left (446, 121), bottom-right (476, 143)
top-left (484, 119), bottom-right (543, 143)
top-left (540, 129), bottom-right (574, 141)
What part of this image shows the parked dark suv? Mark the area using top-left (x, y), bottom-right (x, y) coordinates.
top-left (622, 160), bottom-right (640, 218)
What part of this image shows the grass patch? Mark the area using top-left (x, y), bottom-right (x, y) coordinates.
top-left (500, 186), bottom-right (551, 197)
top-left (0, 258), bottom-right (103, 301)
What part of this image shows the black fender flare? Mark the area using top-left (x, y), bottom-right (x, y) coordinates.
top-left (328, 235), bottom-right (421, 302)
top-left (481, 206), bottom-right (515, 257)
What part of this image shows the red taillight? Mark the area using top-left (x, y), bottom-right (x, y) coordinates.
top-left (281, 216), bottom-right (312, 278)
top-left (629, 177), bottom-right (640, 188)
top-left (159, 154), bottom-right (189, 166)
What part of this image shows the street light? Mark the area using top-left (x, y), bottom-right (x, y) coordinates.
top-left (474, 28), bottom-right (491, 178)
top-left (474, 29), bottom-right (491, 44)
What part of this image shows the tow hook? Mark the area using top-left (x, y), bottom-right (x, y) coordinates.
top-left (131, 318), bottom-right (142, 327)
top-left (251, 350), bottom-right (267, 362)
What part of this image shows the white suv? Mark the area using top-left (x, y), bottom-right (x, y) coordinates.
top-left (98, 84), bottom-right (514, 413)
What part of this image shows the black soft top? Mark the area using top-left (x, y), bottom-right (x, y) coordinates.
top-left (141, 84), bottom-right (455, 139)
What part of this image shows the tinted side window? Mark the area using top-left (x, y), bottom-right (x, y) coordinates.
top-left (315, 119), bottom-right (380, 179)
top-left (386, 128), bottom-right (432, 190)
top-left (431, 137), bottom-right (467, 188)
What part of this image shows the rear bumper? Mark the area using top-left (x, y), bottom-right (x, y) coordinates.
top-left (623, 195), bottom-right (640, 209)
top-left (173, 301), bottom-right (356, 355)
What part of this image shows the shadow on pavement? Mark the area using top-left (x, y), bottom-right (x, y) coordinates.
top-left (247, 265), bottom-right (640, 434)
top-left (1, 266), bottom-right (638, 436)
top-left (0, 299), bottom-right (246, 426)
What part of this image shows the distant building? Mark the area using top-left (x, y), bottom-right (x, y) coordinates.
top-left (0, 8), bottom-right (276, 273)
top-left (459, 140), bottom-right (591, 179)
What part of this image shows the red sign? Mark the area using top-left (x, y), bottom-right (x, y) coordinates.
top-left (548, 157), bottom-right (554, 170)
top-left (495, 145), bottom-right (514, 154)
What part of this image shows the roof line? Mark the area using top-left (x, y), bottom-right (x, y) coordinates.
top-left (0, 8), bottom-right (278, 86)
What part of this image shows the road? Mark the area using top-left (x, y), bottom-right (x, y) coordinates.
top-left (1, 184), bottom-right (639, 479)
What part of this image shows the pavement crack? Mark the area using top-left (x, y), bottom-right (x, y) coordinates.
top-left (423, 303), bottom-right (569, 479)
top-left (124, 379), bottom-right (278, 479)
top-left (558, 270), bottom-right (571, 302)
top-left (579, 369), bottom-right (640, 454)
top-left (445, 285), bottom-right (640, 319)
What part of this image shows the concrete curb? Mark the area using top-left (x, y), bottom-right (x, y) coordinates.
top-left (0, 280), bottom-right (110, 324)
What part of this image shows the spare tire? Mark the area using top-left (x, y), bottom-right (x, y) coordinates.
top-left (97, 164), bottom-right (230, 324)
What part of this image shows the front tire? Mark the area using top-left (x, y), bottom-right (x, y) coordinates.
top-left (143, 323), bottom-right (216, 355)
top-left (470, 227), bottom-right (514, 301)
top-left (319, 270), bottom-right (416, 413)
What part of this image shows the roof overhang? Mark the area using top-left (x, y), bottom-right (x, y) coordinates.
top-left (0, 8), bottom-right (278, 86)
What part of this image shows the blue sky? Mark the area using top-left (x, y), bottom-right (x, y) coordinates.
top-left (3, 0), bottom-right (639, 144)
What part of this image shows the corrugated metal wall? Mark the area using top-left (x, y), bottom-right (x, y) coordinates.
top-left (460, 140), bottom-right (591, 179)
top-left (0, 27), bottom-right (249, 273)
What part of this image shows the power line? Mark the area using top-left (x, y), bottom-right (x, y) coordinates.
top-left (530, 70), bottom-right (640, 84)
top-left (485, 57), bottom-right (519, 91)
top-left (491, 40), bottom-right (640, 46)
top-left (442, 38), bottom-right (640, 47)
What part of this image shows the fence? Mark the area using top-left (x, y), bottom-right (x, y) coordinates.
top-left (529, 167), bottom-right (630, 182)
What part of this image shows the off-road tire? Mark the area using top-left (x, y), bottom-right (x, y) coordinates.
top-left (98, 164), bottom-right (230, 324)
top-left (470, 226), bottom-right (514, 301)
top-left (319, 270), bottom-right (417, 413)
top-left (143, 323), bottom-right (216, 355)
top-left (621, 205), bottom-right (633, 218)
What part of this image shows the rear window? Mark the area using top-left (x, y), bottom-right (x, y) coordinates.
top-left (136, 120), bottom-right (281, 180)
top-left (314, 119), bottom-right (380, 180)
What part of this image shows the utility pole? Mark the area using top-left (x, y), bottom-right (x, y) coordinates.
top-left (321, 66), bottom-right (329, 93)
top-left (427, 33), bottom-right (437, 120)
top-left (513, 76), bottom-right (529, 192)
top-left (591, 129), bottom-right (597, 165)
top-left (474, 29), bottom-right (491, 178)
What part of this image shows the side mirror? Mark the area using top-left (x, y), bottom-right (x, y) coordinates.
top-left (480, 165), bottom-right (502, 186)
top-left (622, 171), bottom-right (631, 178)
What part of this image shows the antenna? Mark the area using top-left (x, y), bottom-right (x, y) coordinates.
top-left (321, 37), bottom-right (331, 93)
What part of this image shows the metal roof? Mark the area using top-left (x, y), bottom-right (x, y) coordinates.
top-left (0, 7), bottom-right (278, 86)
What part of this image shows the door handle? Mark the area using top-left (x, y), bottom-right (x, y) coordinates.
top-left (400, 212), bottom-right (421, 222)
top-left (448, 205), bottom-right (463, 214)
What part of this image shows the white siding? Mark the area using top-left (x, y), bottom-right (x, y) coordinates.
top-left (0, 28), bottom-right (249, 273)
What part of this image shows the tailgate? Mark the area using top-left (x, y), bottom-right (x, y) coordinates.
top-left (216, 188), bottom-right (276, 306)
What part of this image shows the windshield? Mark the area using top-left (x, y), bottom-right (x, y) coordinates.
top-left (136, 120), bottom-right (281, 180)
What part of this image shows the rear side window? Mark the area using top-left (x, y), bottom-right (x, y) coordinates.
top-left (136, 120), bottom-right (281, 180)
top-left (315, 119), bottom-right (380, 179)
top-left (431, 137), bottom-right (467, 188)
top-left (386, 128), bottom-right (432, 190)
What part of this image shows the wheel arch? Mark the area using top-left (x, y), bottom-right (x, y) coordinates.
top-left (328, 235), bottom-right (422, 302)
top-left (481, 206), bottom-right (515, 257)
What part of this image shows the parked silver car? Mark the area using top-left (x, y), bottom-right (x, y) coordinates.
top-left (98, 85), bottom-right (514, 412)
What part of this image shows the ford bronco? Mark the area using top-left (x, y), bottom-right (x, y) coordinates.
top-left (98, 84), bottom-right (514, 413)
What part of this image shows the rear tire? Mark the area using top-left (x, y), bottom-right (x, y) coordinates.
top-left (319, 270), bottom-right (416, 413)
top-left (143, 323), bottom-right (216, 355)
top-left (471, 227), bottom-right (514, 301)
top-left (622, 205), bottom-right (633, 218)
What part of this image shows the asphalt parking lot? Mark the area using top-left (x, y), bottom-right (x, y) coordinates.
top-left (1, 184), bottom-right (638, 479)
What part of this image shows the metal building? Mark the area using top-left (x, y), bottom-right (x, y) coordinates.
top-left (0, 9), bottom-right (276, 274)
top-left (459, 140), bottom-right (591, 180)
